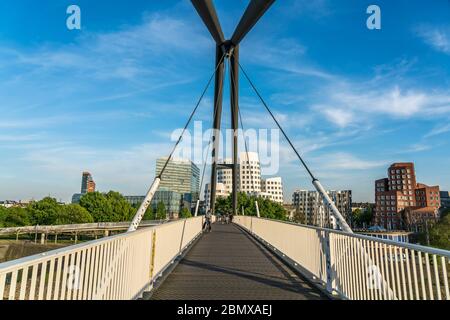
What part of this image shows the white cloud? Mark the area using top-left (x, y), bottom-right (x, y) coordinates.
top-left (321, 108), bottom-right (355, 128)
top-left (416, 25), bottom-right (450, 55)
top-left (425, 123), bottom-right (450, 138)
top-left (316, 153), bottom-right (389, 170)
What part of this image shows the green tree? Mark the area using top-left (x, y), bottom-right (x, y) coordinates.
top-left (155, 202), bottom-right (167, 220)
top-left (0, 206), bottom-right (6, 227)
top-left (27, 197), bottom-right (60, 225)
top-left (55, 204), bottom-right (94, 225)
top-left (424, 215), bottom-right (450, 250)
top-left (79, 191), bottom-right (135, 222)
top-left (215, 193), bottom-right (287, 220)
top-left (105, 191), bottom-right (135, 222)
top-left (79, 192), bottom-right (112, 222)
top-left (2, 207), bottom-right (31, 227)
top-left (180, 207), bottom-right (192, 219)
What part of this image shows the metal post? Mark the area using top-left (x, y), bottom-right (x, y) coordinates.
top-left (255, 200), bottom-right (260, 218)
top-left (230, 45), bottom-right (240, 216)
top-left (194, 200), bottom-right (200, 217)
top-left (313, 179), bottom-right (353, 234)
top-left (209, 45), bottom-right (225, 215)
top-left (128, 177), bottom-right (161, 232)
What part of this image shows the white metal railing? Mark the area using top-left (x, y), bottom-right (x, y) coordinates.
top-left (234, 216), bottom-right (450, 300)
top-left (0, 217), bottom-right (204, 300)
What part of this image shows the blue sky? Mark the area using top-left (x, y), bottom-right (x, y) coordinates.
top-left (0, 0), bottom-right (449, 203)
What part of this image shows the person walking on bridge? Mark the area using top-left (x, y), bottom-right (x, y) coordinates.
top-left (203, 210), bottom-right (212, 233)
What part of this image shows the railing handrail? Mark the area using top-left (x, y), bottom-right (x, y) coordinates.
top-left (0, 219), bottom-right (187, 273)
top-left (242, 216), bottom-right (450, 258)
top-left (0, 220), bottom-right (163, 235)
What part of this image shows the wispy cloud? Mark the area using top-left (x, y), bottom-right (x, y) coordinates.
top-left (425, 123), bottom-right (450, 138)
top-left (416, 25), bottom-right (450, 55)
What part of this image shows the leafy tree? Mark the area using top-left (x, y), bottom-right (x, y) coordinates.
top-left (79, 191), bottom-right (135, 222)
top-left (352, 206), bottom-right (374, 228)
top-left (79, 192), bottom-right (112, 222)
top-left (422, 215), bottom-right (450, 250)
top-left (155, 202), bottom-right (167, 220)
top-left (55, 204), bottom-right (94, 225)
top-left (215, 193), bottom-right (287, 221)
top-left (105, 191), bottom-right (135, 222)
top-left (27, 197), bottom-right (60, 225)
top-left (180, 207), bottom-right (192, 219)
top-left (2, 207), bottom-right (31, 227)
top-left (0, 206), bottom-right (6, 227)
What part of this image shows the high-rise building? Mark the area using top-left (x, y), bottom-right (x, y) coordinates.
top-left (292, 190), bottom-right (352, 229)
top-left (261, 177), bottom-right (284, 204)
top-left (239, 152), bottom-right (262, 194)
top-left (155, 157), bottom-right (200, 199)
top-left (81, 172), bottom-right (96, 194)
top-left (204, 183), bottom-right (230, 210)
top-left (72, 172), bottom-right (96, 203)
top-left (213, 152), bottom-right (284, 206)
top-left (374, 163), bottom-right (440, 230)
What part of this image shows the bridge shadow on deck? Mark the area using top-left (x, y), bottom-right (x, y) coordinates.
top-left (150, 223), bottom-right (328, 300)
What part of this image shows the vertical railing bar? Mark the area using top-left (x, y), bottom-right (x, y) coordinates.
top-left (382, 244), bottom-right (390, 300)
top-left (370, 240), bottom-right (378, 300)
top-left (53, 257), bottom-right (63, 300)
top-left (46, 259), bottom-right (56, 300)
top-left (425, 253), bottom-right (434, 300)
top-left (82, 248), bottom-right (92, 300)
top-left (8, 270), bottom-right (18, 300)
top-left (87, 246), bottom-right (97, 300)
top-left (77, 249), bottom-right (87, 300)
top-left (405, 249), bottom-right (413, 300)
top-left (441, 257), bottom-right (449, 300)
top-left (354, 237), bottom-right (362, 300)
top-left (411, 250), bottom-right (420, 300)
top-left (115, 240), bottom-right (124, 300)
top-left (60, 254), bottom-right (71, 300)
top-left (0, 273), bottom-right (6, 301)
top-left (362, 239), bottom-right (370, 300)
top-left (37, 260), bottom-right (47, 301)
top-left (105, 240), bottom-right (116, 300)
top-left (418, 251), bottom-right (426, 300)
top-left (389, 246), bottom-right (397, 300)
top-left (433, 255), bottom-right (441, 300)
top-left (28, 265), bottom-right (38, 301)
top-left (92, 243), bottom-right (107, 299)
top-left (399, 247), bottom-right (408, 300)
top-left (19, 266), bottom-right (29, 300)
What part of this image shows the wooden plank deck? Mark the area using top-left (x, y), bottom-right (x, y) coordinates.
top-left (149, 223), bottom-right (328, 300)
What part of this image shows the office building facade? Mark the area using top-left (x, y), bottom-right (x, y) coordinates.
top-left (292, 190), bottom-right (352, 229)
top-left (156, 158), bottom-right (200, 200)
top-left (374, 163), bottom-right (441, 230)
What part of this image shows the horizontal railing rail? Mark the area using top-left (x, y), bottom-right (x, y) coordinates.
top-left (0, 217), bottom-right (204, 300)
top-left (234, 216), bottom-right (450, 300)
top-left (0, 220), bottom-right (164, 236)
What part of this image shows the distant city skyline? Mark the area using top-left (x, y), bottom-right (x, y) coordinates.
top-left (0, 0), bottom-right (449, 203)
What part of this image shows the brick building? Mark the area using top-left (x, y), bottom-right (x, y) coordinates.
top-left (374, 163), bottom-right (440, 230)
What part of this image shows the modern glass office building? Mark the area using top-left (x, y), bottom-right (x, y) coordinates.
top-left (155, 158), bottom-right (200, 200)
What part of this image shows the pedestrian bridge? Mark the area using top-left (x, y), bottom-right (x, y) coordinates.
top-left (1, 216), bottom-right (449, 300)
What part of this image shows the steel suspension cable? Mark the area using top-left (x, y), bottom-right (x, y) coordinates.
top-left (238, 62), bottom-right (317, 182)
top-left (158, 53), bottom-right (226, 179)
top-left (238, 62), bottom-right (354, 233)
